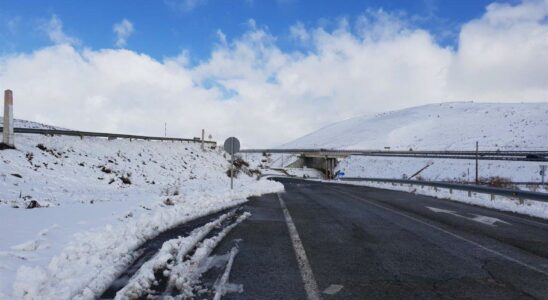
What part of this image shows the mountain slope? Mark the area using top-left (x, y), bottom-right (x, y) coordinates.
top-left (281, 102), bottom-right (548, 150)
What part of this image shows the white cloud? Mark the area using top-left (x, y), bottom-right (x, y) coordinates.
top-left (113, 19), bottom-right (134, 48)
top-left (166, 0), bottom-right (207, 12)
top-left (289, 22), bottom-right (310, 43)
top-left (1, 1), bottom-right (547, 147)
top-left (40, 15), bottom-right (79, 45)
top-left (216, 29), bottom-right (227, 45)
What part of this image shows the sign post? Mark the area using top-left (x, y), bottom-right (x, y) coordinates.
top-left (223, 137), bottom-right (240, 190)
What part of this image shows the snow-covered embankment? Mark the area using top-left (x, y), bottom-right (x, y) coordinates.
top-left (0, 132), bottom-right (283, 299)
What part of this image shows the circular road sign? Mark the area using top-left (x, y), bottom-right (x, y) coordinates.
top-left (223, 137), bottom-right (240, 155)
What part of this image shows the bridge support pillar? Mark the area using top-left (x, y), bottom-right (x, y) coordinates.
top-left (324, 157), bottom-right (338, 180)
top-left (2, 89), bottom-right (14, 148)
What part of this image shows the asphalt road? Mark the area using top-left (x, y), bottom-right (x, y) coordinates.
top-left (209, 178), bottom-right (548, 299)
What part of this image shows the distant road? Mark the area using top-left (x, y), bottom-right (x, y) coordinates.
top-left (212, 178), bottom-right (548, 299)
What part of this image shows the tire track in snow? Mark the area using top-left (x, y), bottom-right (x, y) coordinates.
top-left (104, 209), bottom-right (249, 299)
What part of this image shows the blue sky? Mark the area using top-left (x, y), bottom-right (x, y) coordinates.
top-left (1, 0), bottom-right (516, 63)
top-left (0, 0), bottom-right (545, 147)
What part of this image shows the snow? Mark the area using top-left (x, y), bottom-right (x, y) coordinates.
top-left (213, 245), bottom-right (239, 300)
top-left (0, 131), bottom-right (283, 299)
top-left (328, 180), bottom-right (548, 220)
top-left (0, 117), bottom-right (65, 130)
top-left (277, 102), bottom-right (548, 184)
top-left (281, 102), bottom-right (548, 150)
top-left (242, 152), bottom-right (324, 179)
top-left (337, 156), bottom-right (547, 183)
top-left (115, 209), bottom-right (237, 299)
top-left (166, 212), bottom-right (250, 298)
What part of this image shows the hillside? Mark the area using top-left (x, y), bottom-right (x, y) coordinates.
top-left (281, 102), bottom-right (548, 150)
top-left (0, 117), bottom-right (65, 130)
top-left (0, 128), bottom-right (282, 298)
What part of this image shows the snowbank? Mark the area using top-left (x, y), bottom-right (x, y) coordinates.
top-left (0, 133), bottom-right (283, 299)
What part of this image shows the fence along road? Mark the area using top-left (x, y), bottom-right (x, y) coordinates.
top-left (0, 127), bottom-right (217, 145)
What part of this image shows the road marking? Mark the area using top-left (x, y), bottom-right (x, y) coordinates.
top-left (426, 206), bottom-right (510, 226)
top-left (320, 179), bottom-right (548, 229)
top-left (277, 193), bottom-right (322, 300)
top-left (322, 284), bottom-right (343, 295)
top-left (331, 187), bottom-right (548, 277)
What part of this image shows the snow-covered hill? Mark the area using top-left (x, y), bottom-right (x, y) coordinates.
top-left (0, 117), bottom-right (65, 130)
top-left (0, 127), bottom-right (282, 299)
top-left (281, 102), bottom-right (548, 150)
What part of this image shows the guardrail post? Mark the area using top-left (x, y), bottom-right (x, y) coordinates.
top-left (2, 89), bottom-right (14, 148)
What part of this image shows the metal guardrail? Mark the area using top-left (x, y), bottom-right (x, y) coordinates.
top-left (0, 127), bottom-right (217, 145)
top-left (240, 148), bottom-right (548, 162)
top-left (339, 177), bottom-right (548, 202)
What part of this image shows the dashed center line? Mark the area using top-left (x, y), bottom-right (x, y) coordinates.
top-left (277, 193), bottom-right (323, 300)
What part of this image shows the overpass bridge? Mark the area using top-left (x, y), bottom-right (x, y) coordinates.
top-left (240, 148), bottom-right (548, 179)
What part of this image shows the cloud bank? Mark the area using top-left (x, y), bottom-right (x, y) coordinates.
top-left (1, 0), bottom-right (547, 147)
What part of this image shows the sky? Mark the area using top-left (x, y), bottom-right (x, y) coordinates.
top-left (0, 0), bottom-right (546, 147)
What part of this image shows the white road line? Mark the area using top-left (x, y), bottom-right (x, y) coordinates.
top-left (277, 193), bottom-right (323, 300)
top-left (322, 180), bottom-right (548, 229)
top-left (332, 187), bottom-right (548, 277)
top-left (426, 206), bottom-right (511, 226)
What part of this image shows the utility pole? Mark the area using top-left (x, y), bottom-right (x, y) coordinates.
top-left (164, 122), bottom-right (167, 137)
top-left (475, 141), bottom-right (479, 184)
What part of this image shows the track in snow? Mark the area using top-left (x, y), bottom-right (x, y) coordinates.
top-left (100, 207), bottom-right (249, 299)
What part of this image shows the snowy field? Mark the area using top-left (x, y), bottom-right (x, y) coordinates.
top-left (0, 131), bottom-right (282, 299)
top-left (281, 102), bottom-right (548, 150)
top-left (276, 101), bottom-right (548, 187)
top-left (241, 152), bottom-right (300, 169)
top-left (337, 156), bottom-right (547, 183)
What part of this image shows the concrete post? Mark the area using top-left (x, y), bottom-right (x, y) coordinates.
top-left (201, 129), bottom-right (205, 150)
top-left (2, 90), bottom-right (14, 148)
top-left (325, 156), bottom-right (328, 179)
